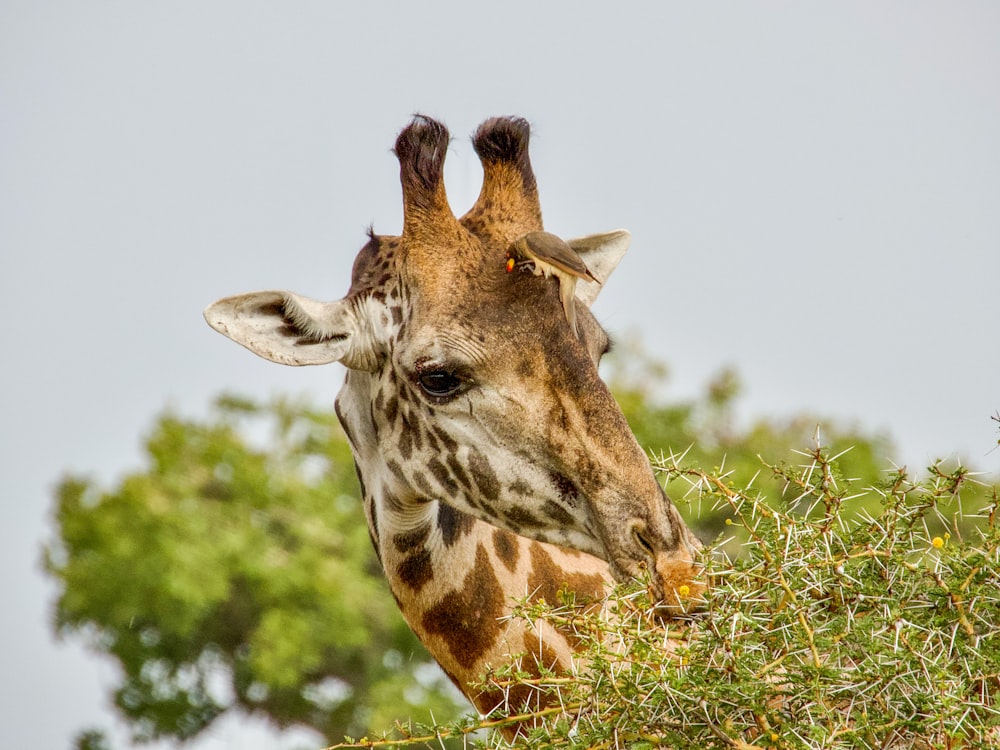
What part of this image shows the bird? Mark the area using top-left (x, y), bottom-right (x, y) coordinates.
top-left (506, 231), bottom-right (600, 338)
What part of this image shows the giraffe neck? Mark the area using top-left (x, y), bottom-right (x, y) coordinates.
top-left (335, 369), bottom-right (611, 715)
top-left (378, 496), bottom-right (609, 711)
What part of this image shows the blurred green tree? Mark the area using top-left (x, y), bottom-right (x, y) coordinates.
top-left (46, 395), bottom-right (464, 747)
top-left (604, 339), bottom-right (903, 545)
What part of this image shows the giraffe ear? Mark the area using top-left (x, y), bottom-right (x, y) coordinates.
top-left (566, 230), bottom-right (631, 307)
top-left (203, 290), bottom-right (384, 371)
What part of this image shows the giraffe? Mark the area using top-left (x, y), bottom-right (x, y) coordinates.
top-left (204, 115), bottom-right (704, 724)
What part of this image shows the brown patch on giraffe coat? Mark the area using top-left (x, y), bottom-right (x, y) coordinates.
top-left (462, 217), bottom-right (487, 238)
top-left (397, 426), bottom-right (413, 460)
top-left (508, 478), bottom-right (533, 496)
top-left (523, 545), bottom-right (607, 654)
top-left (383, 394), bottom-right (398, 426)
top-left (437, 503), bottom-right (474, 547)
top-left (393, 524), bottom-right (431, 554)
top-left (468, 448), bottom-right (500, 501)
top-left (492, 528), bottom-right (520, 573)
top-left (527, 544), bottom-right (606, 605)
top-left (505, 506), bottom-right (542, 530)
top-left (397, 547), bottom-right (434, 592)
top-left (550, 471), bottom-right (582, 508)
top-left (521, 633), bottom-right (564, 674)
top-left (445, 452), bottom-right (473, 492)
top-left (427, 456), bottom-right (459, 495)
top-left (421, 544), bottom-right (505, 670)
top-left (424, 428), bottom-right (439, 452)
top-left (400, 410), bottom-right (423, 453)
top-left (431, 425), bottom-right (458, 453)
top-left (411, 418), bottom-right (425, 452)
top-left (548, 397), bottom-right (571, 434)
top-left (386, 459), bottom-right (406, 486)
top-left (411, 470), bottom-right (434, 497)
top-left (541, 500), bottom-right (575, 527)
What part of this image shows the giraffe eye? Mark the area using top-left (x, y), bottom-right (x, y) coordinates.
top-left (416, 370), bottom-right (465, 400)
top-left (633, 525), bottom-right (655, 557)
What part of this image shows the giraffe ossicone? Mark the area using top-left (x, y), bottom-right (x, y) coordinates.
top-left (205, 114), bottom-right (704, 722)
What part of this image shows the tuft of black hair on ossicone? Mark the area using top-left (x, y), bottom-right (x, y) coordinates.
top-left (472, 116), bottom-right (536, 191)
top-left (393, 114), bottom-right (450, 196)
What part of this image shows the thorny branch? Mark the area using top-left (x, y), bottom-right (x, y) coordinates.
top-left (330, 446), bottom-right (1000, 749)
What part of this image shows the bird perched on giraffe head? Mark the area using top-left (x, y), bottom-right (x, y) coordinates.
top-left (506, 231), bottom-right (600, 337)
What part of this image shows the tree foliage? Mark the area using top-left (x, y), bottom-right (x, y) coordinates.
top-left (46, 395), bottom-right (463, 746)
top-left (45, 350), bottom-right (998, 747)
top-left (605, 343), bottom-right (903, 549)
top-left (331, 448), bottom-right (1000, 749)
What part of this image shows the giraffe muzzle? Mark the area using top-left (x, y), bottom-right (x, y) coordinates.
top-left (603, 505), bottom-right (706, 614)
top-left (650, 541), bottom-right (707, 615)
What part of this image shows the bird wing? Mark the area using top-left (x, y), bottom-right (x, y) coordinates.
top-left (520, 232), bottom-right (600, 283)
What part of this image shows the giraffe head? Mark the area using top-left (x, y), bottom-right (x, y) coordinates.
top-left (204, 115), bottom-right (703, 610)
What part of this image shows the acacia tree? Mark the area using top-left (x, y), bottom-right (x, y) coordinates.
top-left (358, 450), bottom-right (1000, 748)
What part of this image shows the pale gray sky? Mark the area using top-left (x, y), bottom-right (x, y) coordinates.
top-left (2, 2), bottom-right (998, 748)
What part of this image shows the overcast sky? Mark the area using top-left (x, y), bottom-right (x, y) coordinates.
top-left (2, 3), bottom-right (998, 749)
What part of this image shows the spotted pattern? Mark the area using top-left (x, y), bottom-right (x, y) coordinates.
top-left (393, 524), bottom-right (431, 553)
top-left (437, 503), bottom-right (474, 547)
top-left (528, 543), bottom-right (605, 605)
top-left (321, 117), bottom-right (698, 740)
top-left (541, 500), bottom-right (575, 527)
top-left (427, 456), bottom-right (459, 495)
top-left (468, 448), bottom-right (501, 501)
top-left (492, 528), bottom-right (520, 573)
top-left (473, 636), bottom-right (564, 727)
top-left (421, 544), bottom-right (505, 669)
